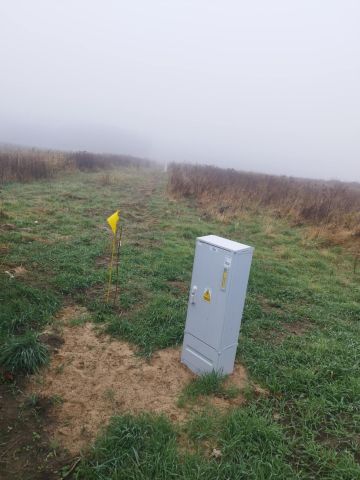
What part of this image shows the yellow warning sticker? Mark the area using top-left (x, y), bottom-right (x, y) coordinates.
top-left (203, 289), bottom-right (211, 302)
top-left (221, 269), bottom-right (228, 290)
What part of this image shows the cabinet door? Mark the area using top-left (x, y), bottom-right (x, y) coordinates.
top-left (184, 241), bottom-right (231, 350)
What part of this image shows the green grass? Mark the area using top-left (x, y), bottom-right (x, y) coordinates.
top-left (178, 371), bottom-right (239, 407)
top-left (0, 277), bottom-right (59, 336)
top-left (0, 332), bottom-right (49, 373)
top-left (1, 167), bottom-right (359, 477)
top-left (75, 412), bottom-right (297, 479)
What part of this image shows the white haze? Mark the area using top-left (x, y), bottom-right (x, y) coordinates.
top-left (0, 1), bottom-right (359, 181)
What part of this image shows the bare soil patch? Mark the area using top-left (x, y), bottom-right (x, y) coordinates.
top-left (0, 243), bottom-right (10, 254)
top-left (282, 320), bottom-right (312, 337)
top-left (168, 280), bottom-right (188, 292)
top-left (28, 306), bottom-right (251, 454)
top-left (13, 265), bottom-right (28, 277)
top-left (271, 319), bottom-right (313, 345)
top-left (0, 383), bottom-right (72, 480)
top-left (0, 223), bottom-right (16, 231)
top-left (258, 295), bottom-right (283, 313)
top-left (39, 332), bottom-right (65, 352)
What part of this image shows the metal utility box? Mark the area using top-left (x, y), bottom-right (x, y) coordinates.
top-left (181, 235), bottom-right (254, 375)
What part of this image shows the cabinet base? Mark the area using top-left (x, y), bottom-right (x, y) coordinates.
top-left (181, 333), bottom-right (237, 375)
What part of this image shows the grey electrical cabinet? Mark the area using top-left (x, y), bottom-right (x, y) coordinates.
top-left (181, 235), bottom-right (254, 375)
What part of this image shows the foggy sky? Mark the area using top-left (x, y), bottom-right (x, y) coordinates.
top-left (0, 1), bottom-right (359, 181)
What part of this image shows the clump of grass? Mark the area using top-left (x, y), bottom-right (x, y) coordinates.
top-left (23, 393), bottom-right (41, 408)
top-left (178, 371), bottom-right (239, 406)
top-left (0, 209), bottom-right (9, 220)
top-left (0, 332), bottom-right (49, 374)
top-left (50, 394), bottom-right (64, 406)
top-left (69, 313), bottom-right (90, 327)
top-left (0, 278), bottom-right (60, 336)
top-left (76, 414), bottom-right (180, 480)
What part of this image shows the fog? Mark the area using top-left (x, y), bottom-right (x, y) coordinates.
top-left (0, 1), bottom-right (359, 181)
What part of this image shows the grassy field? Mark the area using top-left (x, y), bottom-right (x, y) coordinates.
top-left (1, 167), bottom-right (360, 479)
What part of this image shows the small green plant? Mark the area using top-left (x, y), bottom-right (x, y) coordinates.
top-left (32, 431), bottom-right (41, 442)
top-left (49, 438), bottom-right (61, 455)
top-left (0, 332), bottom-right (49, 374)
top-left (103, 388), bottom-right (115, 402)
top-left (50, 394), bottom-right (64, 406)
top-left (23, 393), bottom-right (40, 408)
top-left (69, 314), bottom-right (90, 327)
top-left (55, 363), bottom-right (65, 374)
top-left (178, 371), bottom-right (239, 406)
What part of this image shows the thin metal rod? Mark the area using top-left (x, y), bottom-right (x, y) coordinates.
top-left (106, 234), bottom-right (116, 303)
top-left (113, 224), bottom-right (123, 306)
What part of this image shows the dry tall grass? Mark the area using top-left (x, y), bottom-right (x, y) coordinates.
top-left (0, 147), bottom-right (152, 183)
top-left (168, 164), bottom-right (360, 249)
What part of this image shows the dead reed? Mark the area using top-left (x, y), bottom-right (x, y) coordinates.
top-left (168, 164), bottom-right (360, 248)
top-left (0, 147), bottom-right (152, 183)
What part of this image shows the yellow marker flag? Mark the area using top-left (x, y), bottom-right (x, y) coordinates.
top-left (107, 210), bottom-right (120, 235)
top-left (106, 209), bottom-right (120, 302)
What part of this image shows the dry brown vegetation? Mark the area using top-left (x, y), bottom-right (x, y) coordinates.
top-left (168, 164), bottom-right (360, 249)
top-left (0, 147), bottom-right (152, 183)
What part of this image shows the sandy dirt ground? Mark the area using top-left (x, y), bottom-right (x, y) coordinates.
top-left (28, 306), bottom-right (250, 454)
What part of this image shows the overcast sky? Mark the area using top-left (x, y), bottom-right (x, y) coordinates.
top-left (0, 1), bottom-right (359, 181)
